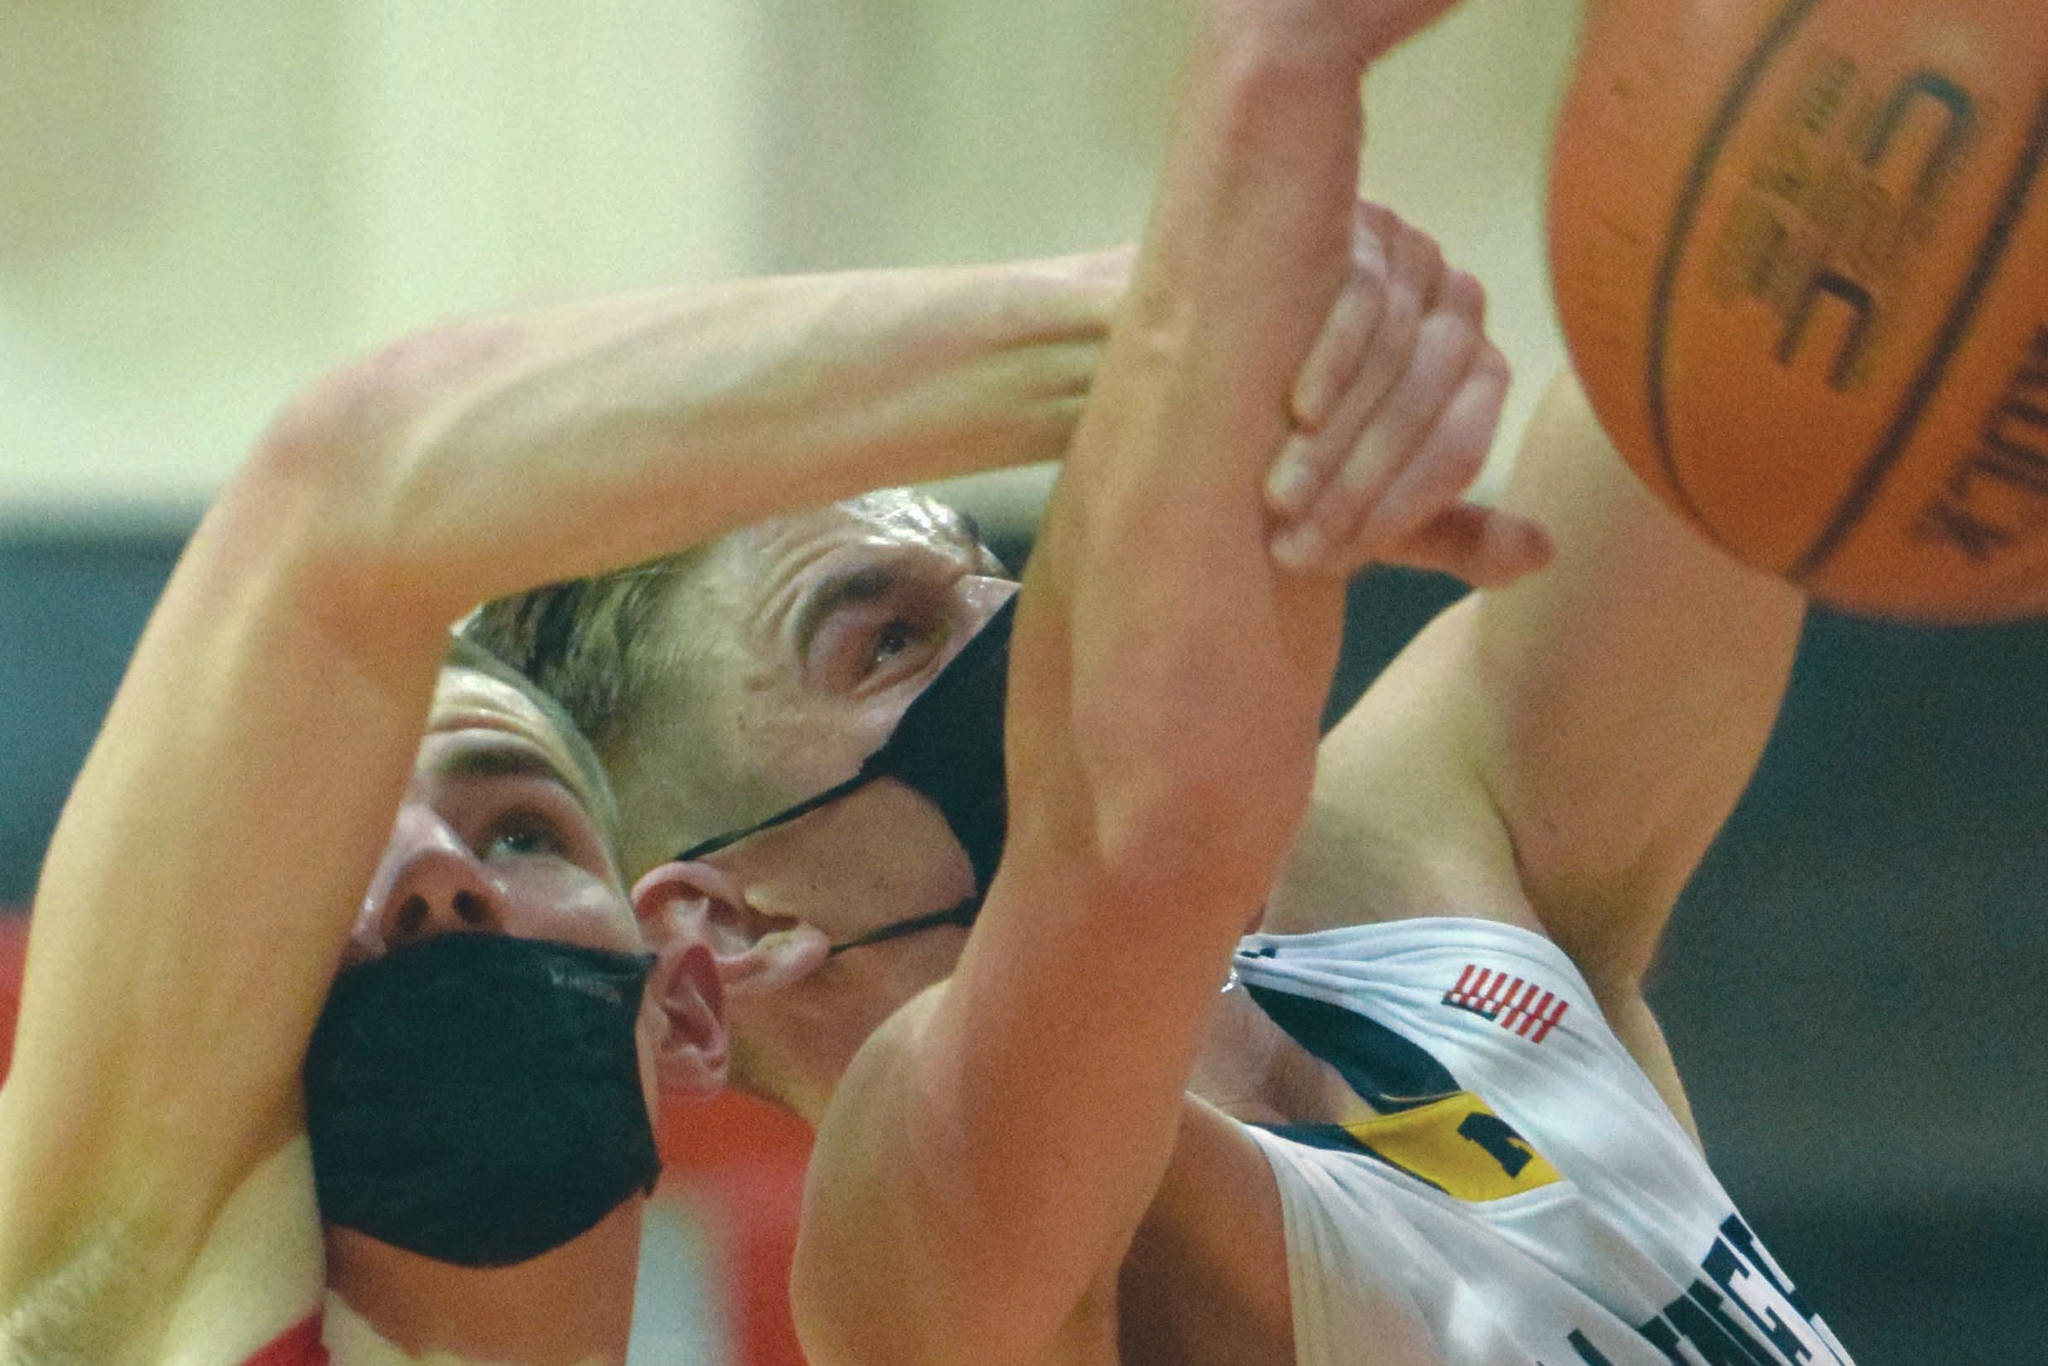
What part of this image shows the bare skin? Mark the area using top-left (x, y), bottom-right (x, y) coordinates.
top-left (789, 1), bottom-right (1556, 1361)
top-left (588, 3), bottom-right (1802, 1364)
top-left (0, 254), bottom-right (1132, 1364)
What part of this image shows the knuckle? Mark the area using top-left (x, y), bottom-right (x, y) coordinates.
top-left (1354, 199), bottom-right (1398, 242)
top-left (1349, 245), bottom-right (1390, 293)
top-left (1410, 230), bottom-right (1445, 282)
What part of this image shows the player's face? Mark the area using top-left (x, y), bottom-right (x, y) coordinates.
top-left (625, 492), bottom-right (1013, 872)
top-left (349, 667), bottom-right (639, 967)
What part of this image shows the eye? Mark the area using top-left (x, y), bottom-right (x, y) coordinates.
top-left (808, 599), bottom-right (947, 694)
top-left (869, 617), bottom-right (923, 669)
top-left (482, 813), bottom-right (570, 860)
top-left (856, 609), bottom-right (946, 689)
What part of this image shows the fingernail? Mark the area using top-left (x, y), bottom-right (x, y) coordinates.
top-left (1292, 360), bottom-right (1335, 433)
top-left (1292, 284), bottom-right (1361, 430)
top-left (1266, 439), bottom-right (1315, 513)
top-left (1271, 524), bottom-right (1321, 571)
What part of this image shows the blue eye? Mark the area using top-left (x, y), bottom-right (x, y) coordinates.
top-left (486, 819), bottom-right (565, 859)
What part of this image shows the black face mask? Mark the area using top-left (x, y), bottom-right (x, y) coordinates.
top-left (678, 594), bottom-right (1015, 955)
top-left (304, 933), bottom-right (663, 1267)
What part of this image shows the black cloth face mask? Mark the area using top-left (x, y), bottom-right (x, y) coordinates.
top-left (678, 593), bottom-right (1015, 955)
top-left (304, 933), bottom-right (663, 1267)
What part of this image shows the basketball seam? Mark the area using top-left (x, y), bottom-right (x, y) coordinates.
top-left (1645, 0), bottom-right (1824, 538)
top-left (1791, 82), bottom-right (2048, 581)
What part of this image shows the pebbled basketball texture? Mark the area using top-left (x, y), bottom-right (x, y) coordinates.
top-left (1550, 0), bottom-right (2048, 621)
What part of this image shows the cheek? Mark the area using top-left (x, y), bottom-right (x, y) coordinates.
top-left (815, 784), bottom-right (976, 905)
top-left (499, 866), bottom-right (643, 952)
top-left (737, 689), bottom-right (898, 796)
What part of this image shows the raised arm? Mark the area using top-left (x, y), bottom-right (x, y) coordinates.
top-left (0, 257), bottom-right (1118, 1355)
top-left (791, 3), bottom-right (1511, 1361)
top-left (1264, 369), bottom-right (1805, 1123)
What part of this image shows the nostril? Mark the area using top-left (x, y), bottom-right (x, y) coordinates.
top-left (453, 889), bottom-right (488, 926)
top-left (393, 895), bottom-right (429, 941)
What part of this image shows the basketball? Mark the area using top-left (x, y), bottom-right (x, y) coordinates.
top-left (1549, 0), bottom-right (2048, 621)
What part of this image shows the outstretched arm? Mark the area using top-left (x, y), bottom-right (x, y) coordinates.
top-left (792, 3), bottom-right (1522, 1361)
top-left (1264, 368), bottom-right (1805, 1126)
top-left (0, 256), bottom-right (1119, 1358)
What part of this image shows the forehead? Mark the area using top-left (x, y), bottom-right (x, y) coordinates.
top-left (735, 491), bottom-right (992, 569)
top-left (422, 668), bottom-right (594, 804)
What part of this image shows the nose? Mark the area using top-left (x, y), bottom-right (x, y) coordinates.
top-left (958, 574), bottom-right (1018, 633)
top-left (354, 804), bottom-right (506, 957)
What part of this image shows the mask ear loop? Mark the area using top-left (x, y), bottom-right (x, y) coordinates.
top-left (826, 895), bottom-right (983, 956)
top-left (675, 770), bottom-right (874, 864)
top-left (677, 773), bottom-right (985, 957)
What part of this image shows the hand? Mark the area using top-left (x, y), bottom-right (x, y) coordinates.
top-left (1264, 201), bottom-right (1552, 587)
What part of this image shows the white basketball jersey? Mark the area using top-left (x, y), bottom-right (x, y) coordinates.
top-left (1230, 919), bottom-right (1856, 1366)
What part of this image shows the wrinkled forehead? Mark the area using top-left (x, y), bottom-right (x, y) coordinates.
top-left (734, 490), bottom-right (999, 572)
top-left (423, 667), bottom-right (604, 814)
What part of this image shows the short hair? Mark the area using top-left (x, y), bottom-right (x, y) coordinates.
top-left (441, 632), bottom-right (624, 860)
top-left (459, 547), bottom-right (712, 767)
top-left (461, 490), bottom-right (999, 868)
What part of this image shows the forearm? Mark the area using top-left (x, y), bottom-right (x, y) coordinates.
top-left (273, 256), bottom-right (1118, 643)
top-left (1019, 14), bottom-right (1371, 903)
top-left (912, 3), bottom-right (1390, 1337)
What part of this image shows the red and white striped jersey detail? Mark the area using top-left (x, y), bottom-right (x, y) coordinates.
top-left (1442, 963), bottom-right (1570, 1043)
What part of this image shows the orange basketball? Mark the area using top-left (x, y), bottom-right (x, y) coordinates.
top-left (1549, 0), bottom-right (2048, 621)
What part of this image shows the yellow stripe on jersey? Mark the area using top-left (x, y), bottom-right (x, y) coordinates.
top-left (1341, 1092), bottom-right (1563, 1202)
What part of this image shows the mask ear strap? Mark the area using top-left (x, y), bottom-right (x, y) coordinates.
top-left (676, 769), bottom-right (876, 863)
top-left (826, 895), bottom-right (982, 957)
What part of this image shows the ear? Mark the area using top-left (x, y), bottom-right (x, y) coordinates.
top-left (643, 937), bottom-right (728, 1099)
top-left (632, 860), bottom-right (831, 1004)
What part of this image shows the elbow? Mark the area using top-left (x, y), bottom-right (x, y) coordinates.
top-left (233, 323), bottom-right (519, 632)
top-left (254, 320), bottom-right (491, 499)
top-left (228, 378), bottom-right (415, 637)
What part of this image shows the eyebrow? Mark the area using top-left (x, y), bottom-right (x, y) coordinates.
top-left (436, 740), bottom-right (595, 815)
top-left (786, 509), bottom-right (995, 659)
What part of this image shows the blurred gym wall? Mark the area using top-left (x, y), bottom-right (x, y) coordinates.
top-left (0, 0), bottom-right (1572, 517)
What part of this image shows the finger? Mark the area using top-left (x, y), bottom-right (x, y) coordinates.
top-left (1381, 503), bottom-right (1555, 587)
top-left (1289, 229), bottom-right (1388, 434)
top-left (1273, 207), bottom-right (1397, 514)
top-left (1267, 218), bottom-right (1441, 529)
top-left (1403, 214), bottom-right (1449, 315)
top-left (1276, 293), bottom-right (1484, 572)
top-left (1347, 335), bottom-right (1507, 557)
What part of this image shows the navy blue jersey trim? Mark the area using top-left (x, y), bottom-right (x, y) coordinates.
top-left (1244, 981), bottom-right (1463, 1114)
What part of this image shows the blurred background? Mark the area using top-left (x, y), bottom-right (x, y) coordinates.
top-left (1, 1), bottom-right (2041, 1361)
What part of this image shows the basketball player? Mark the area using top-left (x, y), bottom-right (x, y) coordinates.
top-left (470, 0), bottom-right (1860, 1361)
top-left (0, 254), bottom-right (1141, 1362)
top-left (0, 203), bottom-right (1496, 1360)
